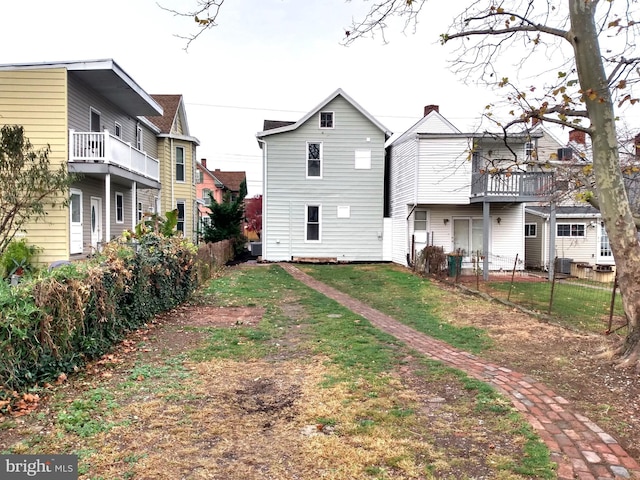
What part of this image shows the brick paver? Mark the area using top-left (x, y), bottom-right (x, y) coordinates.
top-left (280, 263), bottom-right (640, 480)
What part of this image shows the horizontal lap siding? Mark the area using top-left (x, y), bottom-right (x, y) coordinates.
top-left (554, 222), bottom-right (596, 264)
top-left (389, 138), bottom-right (417, 265)
top-left (68, 75), bottom-right (158, 158)
top-left (418, 138), bottom-right (471, 204)
top-left (264, 96), bottom-right (385, 262)
top-left (0, 69), bottom-right (69, 264)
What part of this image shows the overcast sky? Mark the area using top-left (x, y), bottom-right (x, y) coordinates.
top-left (1, 1), bottom-right (636, 196)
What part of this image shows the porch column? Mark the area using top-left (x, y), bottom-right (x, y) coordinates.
top-left (483, 201), bottom-right (490, 281)
top-left (131, 181), bottom-right (137, 231)
top-left (105, 174), bottom-right (111, 243)
top-left (548, 202), bottom-right (556, 281)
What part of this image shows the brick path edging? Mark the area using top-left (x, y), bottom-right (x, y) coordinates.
top-left (280, 264), bottom-right (640, 480)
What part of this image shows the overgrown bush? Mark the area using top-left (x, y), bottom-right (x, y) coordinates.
top-left (415, 245), bottom-right (447, 277)
top-left (0, 234), bottom-right (197, 396)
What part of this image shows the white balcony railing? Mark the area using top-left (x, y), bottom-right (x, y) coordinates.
top-left (69, 130), bottom-right (160, 182)
top-left (471, 171), bottom-right (554, 198)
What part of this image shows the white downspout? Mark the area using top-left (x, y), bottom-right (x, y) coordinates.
top-left (170, 138), bottom-right (175, 212)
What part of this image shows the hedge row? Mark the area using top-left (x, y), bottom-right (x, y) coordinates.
top-left (0, 234), bottom-right (198, 392)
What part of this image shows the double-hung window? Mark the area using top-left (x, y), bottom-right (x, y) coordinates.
top-left (307, 142), bottom-right (322, 178)
top-left (176, 146), bottom-right (185, 182)
top-left (319, 111), bottom-right (334, 128)
top-left (525, 223), bottom-right (537, 238)
top-left (115, 192), bottom-right (124, 224)
top-left (557, 223), bottom-right (585, 237)
top-left (306, 205), bottom-right (321, 241)
top-left (176, 201), bottom-right (185, 234)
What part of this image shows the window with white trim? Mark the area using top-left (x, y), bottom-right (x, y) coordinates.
top-left (525, 142), bottom-right (535, 162)
top-left (136, 125), bottom-right (143, 151)
top-left (557, 223), bottom-right (585, 237)
top-left (176, 201), bottom-right (185, 234)
top-left (115, 192), bottom-right (124, 224)
top-left (176, 146), bottom-right (185, 182)
top-left (306, 205), bottom-right (321, 241)
top-left (307, 142), bottom-right (322, 178)
top-left (525, 223), bottom-right (537, 238)
top-left (599, 223), bottom-right (612, 258)
top-left (114, 122), bottom-right (122, 138)
top-left (319, 111), bottom-right (334, 128)
top-left (355, 149), bottom-right (371, 169)
top-left (414, 211), bottom-right (427, 231)
top-left (137, 202), bottom-right (143, 222)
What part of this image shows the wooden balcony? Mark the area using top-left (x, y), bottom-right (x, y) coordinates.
top-left (470, 171), bottom-right (554, 202)
top-left (69, 130), bottom-right (160, 183)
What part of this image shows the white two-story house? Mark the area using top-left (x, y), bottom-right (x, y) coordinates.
top-left (256, 89), bottom-right (392, 262)
top-left (388, 105), bottom-right (554, 277)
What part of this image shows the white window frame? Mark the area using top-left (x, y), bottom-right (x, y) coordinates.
top-left (176, 146), bottom-right (186, 182)
top-left (414, 210), bottom-right (428, 232)
top-left (137, 201), bottom-right (143, 222)
top-left (89, 107), bottom-right (101, 132)
top-left (305, 204), bottom-right (321, 242)
top-left (136, 125), bottom-right (143, 151)
top-left (176, 200), bottom-right (186, 234)
top-left (114, 121), bottom-right (122, 138)
top-left (557, 223), bottom-right (586, 238)
top-left (354, 149), bottom-right (371, 170)
top-left (525, 141), bottom-right (535, 162)
top-left (306, 142), bottom-right (323, 179)
top-left (115, 192), bottom-right (124, 224)
top-left (319, 111), bottom-right (334, 129)
top-left (525, 223), bottom-right (537, 238)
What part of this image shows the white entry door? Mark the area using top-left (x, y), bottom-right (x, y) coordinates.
top-left (596, 221), bottom-right (614, 264)
top-left (453, 217), bottom-right (484, 259)
top-left (69, 189), bottom-right (83, 254)
top-left (90, 197), bottom-right (103, 251)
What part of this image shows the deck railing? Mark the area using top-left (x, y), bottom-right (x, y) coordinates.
top-left (471, 171), bottom-right (554, 198)
top-left (69, 130), bottom-right (160, 181)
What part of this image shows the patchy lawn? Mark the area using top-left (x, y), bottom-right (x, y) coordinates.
top-left (0, 264), bottom-right (555, 479)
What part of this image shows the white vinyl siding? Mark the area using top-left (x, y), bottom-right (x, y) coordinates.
top-left (262, 95), bottom-right (385, 261)
top-left (355, 149), bottom-right (371, 169)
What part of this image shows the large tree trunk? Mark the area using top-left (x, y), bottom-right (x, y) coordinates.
top-left (570, 1), bottom-right (640, 369)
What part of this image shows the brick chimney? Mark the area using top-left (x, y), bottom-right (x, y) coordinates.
top-left (423, 105), bottom-right (439, 117)
top-left (569, 129), bottom-right (586, 145)
top-left (200, 158), bottom-right (207, 169)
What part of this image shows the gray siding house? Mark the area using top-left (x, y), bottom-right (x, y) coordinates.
top-left (256, 89), bottom-right (392, 262)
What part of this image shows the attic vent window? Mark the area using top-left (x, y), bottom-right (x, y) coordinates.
top-left (320, 111), bottom-right (334, 129)
top-left (557, 148), bottom-right (573, 161)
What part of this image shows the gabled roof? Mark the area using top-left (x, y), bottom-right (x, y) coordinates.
top-left (256, 88), bottom-right (392, 138)
top-left (388, 108), bottom-right (544, 149)
top-left (147, 94), bottom-right (182, 133)
top-left (0, 59), bottom-right (163, 117)
top-left (146, 94), bottom-right (200, 145)
top-left (211, 169), bottom-right (246, 192)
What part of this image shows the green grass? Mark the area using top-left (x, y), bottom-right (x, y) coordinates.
top-left (56, 388), bottom-right (120, 438)
top-left (488, 280), bottom-right (624, 332)
top-left (300, 264), bottom-right (492, 353)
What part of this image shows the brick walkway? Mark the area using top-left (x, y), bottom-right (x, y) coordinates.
top-left (280, 264), bottom-right (640, 480)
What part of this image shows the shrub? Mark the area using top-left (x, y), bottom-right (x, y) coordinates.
top-left (0, 234), bottom-right (197, 396)
top-left (0, 239), bottom-right (40, 278)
